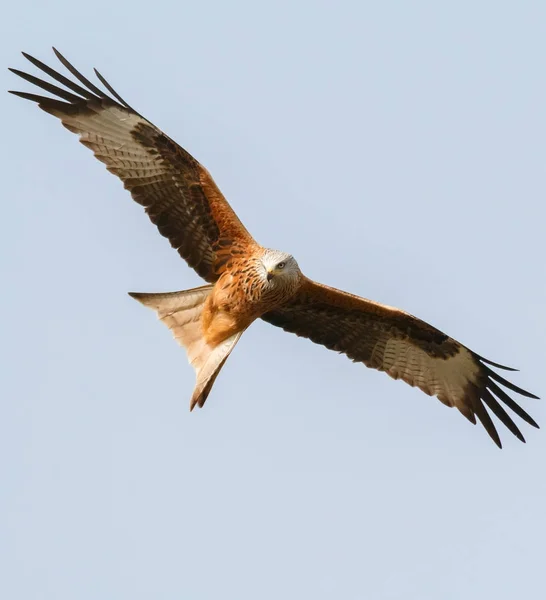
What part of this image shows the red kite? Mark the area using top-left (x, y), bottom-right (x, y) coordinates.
top-left (10, 49), bottom-right (539, 447)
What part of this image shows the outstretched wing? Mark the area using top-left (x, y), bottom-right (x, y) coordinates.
top-left (9, 49), bottom-right (255, 282)
top-left (262, 278), bottom-right (539, 447)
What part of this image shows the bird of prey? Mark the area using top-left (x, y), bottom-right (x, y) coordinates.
top-left (9, 48), bottom-right (539, 448)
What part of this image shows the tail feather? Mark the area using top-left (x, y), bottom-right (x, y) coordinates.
top-left (190, 333), bottom-right (243, 410)
top-left (129, 285), bottom-right (241, 408)
top-left (129, 285), bottom-right (212, 368)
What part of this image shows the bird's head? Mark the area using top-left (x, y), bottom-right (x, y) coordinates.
top-left (261, 249), bottom-right (301, 287)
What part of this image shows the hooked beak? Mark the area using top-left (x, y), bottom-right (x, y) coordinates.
top-left (266, 270), bottom-right (274, 282)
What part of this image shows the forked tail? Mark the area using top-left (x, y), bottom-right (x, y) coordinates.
top-left (129, 285), bottom-right (242, 410)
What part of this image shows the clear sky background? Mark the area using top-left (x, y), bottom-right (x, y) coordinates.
top-left (1, 2), bottom-right (545, 599)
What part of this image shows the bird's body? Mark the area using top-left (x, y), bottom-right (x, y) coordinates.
top-left (132, 247), bottom-right (303, 407)
top-left (9, 48), bottom-right (539, 447)
top-left (191, 248), bottom-right (302, 346)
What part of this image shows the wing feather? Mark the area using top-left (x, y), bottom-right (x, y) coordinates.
top-left (21, 51), bottom-right (98, 100)
top-left (262, 278), bottom-right (539, 447)
top-left (9, 49), bottom-right (255, 282)
top-left (481, 388), bottom-right (525, 443)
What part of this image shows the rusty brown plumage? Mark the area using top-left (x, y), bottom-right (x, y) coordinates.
top-left (262, 278), bottom-right (539, 446)
top-left (9, 49), bottom-right (539, 447)
top-left (9, 49), bottom-right (253, 283)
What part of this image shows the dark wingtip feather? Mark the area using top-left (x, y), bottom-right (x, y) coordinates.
top-left (8, 89), bottom-right (38, 100)
top-left (474, 353), bottom-right (519, 371)
top-left (94, 68), bottom-right (130, 108)
top-left (481, 388), bottom-right (526, 443)
top-left (8, 89), bottom-right (79, 117)
top-left (8, 67), bottom-right (84, 103)
top-left (491, 436), bottom-right (502, 450)
top-left (52, 47), bottom-right (106, 98)
top-left (484, 366), bottom-right (540, 400)
top-left (458, 408), bottom-right (477, 425)
top-left (21, 50), bottom-right (99, 101)
top-left (469, 394), bottom-right (502, 448)
top-left (12, 48), bottom-right (141, 121)
top-left (8, 90), bottom-right (56, 104)
top-left (487, 379), bottom-right (540, 429)
top-left (52, 46), bottom-right (63, 60)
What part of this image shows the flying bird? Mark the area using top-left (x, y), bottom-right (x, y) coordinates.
top-left (9, 48), bottom-right (539, 448)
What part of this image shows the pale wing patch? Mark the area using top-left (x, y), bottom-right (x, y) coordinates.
top-left (57, 107), bottom-right (167, 179)
top-left (381, 338), bottom-right (480, 411)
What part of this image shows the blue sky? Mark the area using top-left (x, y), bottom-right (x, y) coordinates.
top-left (1, 1), bottom-right (545, 598)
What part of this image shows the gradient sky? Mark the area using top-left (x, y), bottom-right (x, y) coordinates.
top-left (2, 2), bottom-right (545, 599)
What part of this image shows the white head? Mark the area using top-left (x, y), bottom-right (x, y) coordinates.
top-left (261, 248), bottom-right (302, 289)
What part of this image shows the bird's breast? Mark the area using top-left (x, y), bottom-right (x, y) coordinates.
top-left (201, 268), bottom-right (268, 345)
top-left (215, 263), bottom-right (269, 307)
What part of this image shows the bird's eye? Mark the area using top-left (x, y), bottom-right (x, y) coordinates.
top-left (276, 262), bottom-right (286, 270)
